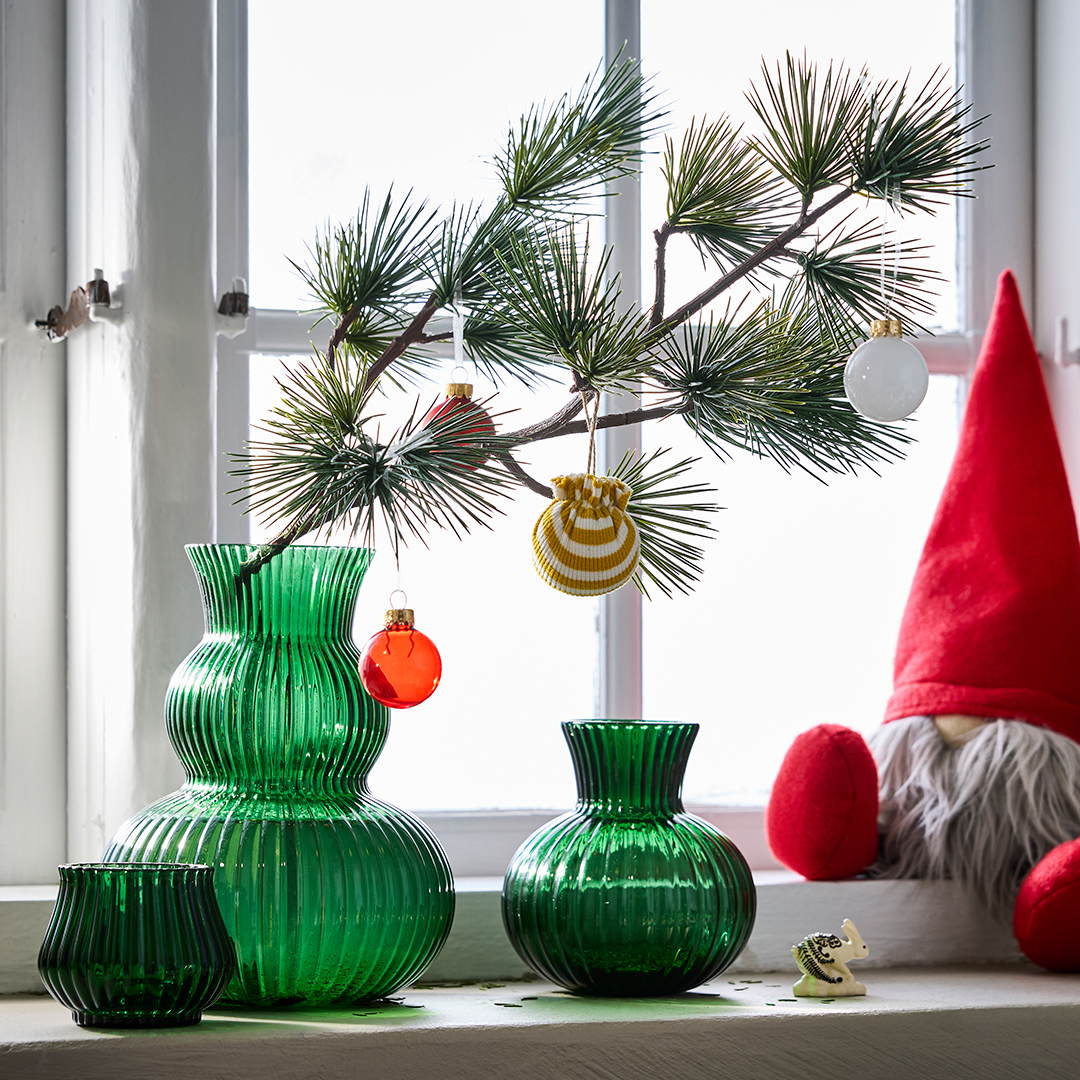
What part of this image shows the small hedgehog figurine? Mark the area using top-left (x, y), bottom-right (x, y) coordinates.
top-left (792, 919), bottom-right (869, 997)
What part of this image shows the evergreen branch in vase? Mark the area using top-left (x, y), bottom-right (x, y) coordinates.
top-left (237, 51), bottom-right (987, 587)
top-left (236, 354), bottom-right (517, 571)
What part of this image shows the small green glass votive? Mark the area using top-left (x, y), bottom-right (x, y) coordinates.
top-left (37, 863), bottom-right (235, 1028)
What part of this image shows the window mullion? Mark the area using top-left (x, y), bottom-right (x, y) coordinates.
top-left (599, 0), bottom-right (643, 721)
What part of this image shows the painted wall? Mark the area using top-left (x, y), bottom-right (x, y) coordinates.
top-left (66, 0), bottom-right (216, 860)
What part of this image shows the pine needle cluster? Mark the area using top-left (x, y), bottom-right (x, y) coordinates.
top-left (235, 51), bottom-right (987, 592)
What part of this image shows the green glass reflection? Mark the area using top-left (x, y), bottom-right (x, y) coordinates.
top-left (502, 720), bottom-right (756, 995)
top-left (104, 545), bottom-right (454, 1006)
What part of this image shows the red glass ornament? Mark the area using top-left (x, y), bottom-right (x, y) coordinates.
top-left (420, 383), bottom-right (495, 469)
top-left (359, 608), bottom-right (442, 709)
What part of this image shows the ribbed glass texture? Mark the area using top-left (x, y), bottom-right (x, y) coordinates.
top-left (502, 720), bottom-right (756, 995)
top-left (103, 545), bottom-right (454, 1005)
top-left (37, 863), bottom-right (234, 1028)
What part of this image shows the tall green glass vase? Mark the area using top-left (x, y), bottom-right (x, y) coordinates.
top-left (104, 545), bottom-right (454, 1006)
top-left (502, 720), bottom-right (755, 996)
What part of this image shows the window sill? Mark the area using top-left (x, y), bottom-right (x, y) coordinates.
top-left (2, 872), bottom-right (1022, 995)
top-left (4, 966), bottom-right (1080, 1080)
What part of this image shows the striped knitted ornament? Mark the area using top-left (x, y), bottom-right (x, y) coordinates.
top-left (532, 473), bottom-right (639, 596)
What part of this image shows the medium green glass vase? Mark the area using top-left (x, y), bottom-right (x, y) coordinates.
top-left (103, 545), bottom-right (454, 1006)
top-left (502, 720), bottom-right (756, 996)
top-left (38, 863), bottom-right (234, 1028)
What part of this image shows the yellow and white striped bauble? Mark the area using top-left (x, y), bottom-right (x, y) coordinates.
top-left (532, 473), bottom-right (639, 596)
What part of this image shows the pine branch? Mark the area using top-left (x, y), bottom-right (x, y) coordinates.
top-left (851, 69), bottom-right (989, 207)
top-left (746, 53), bottom-right (865, 202)
top-left (659, 185), bottom-right (854, 331)
top-left (237, 52), bottom-right (987, 588)
top-left (790, 215), bottom-right (943, 342)
top-left (491, 225), bottom-right (655, 391)
top-left (296, 188), bottom-right (438, 353)
top-left (495, 54), bottom-right (666, 209)
top-left (610, 449), bottom-right (720, 598)
top-left (653, 292), bottom-right (911, 478)
top-left (236, 359), bottom-right (520, 575)
top-left (662, 116), bottom-right (788, 268)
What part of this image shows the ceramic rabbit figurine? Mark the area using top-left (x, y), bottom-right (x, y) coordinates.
top-left (792, 918), bottom-right (869, 997)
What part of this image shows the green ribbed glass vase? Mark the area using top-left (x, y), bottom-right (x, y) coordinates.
top-left (103, 545), bottom-right (454, 1006)
top-left (502, 720), bottom-right (756, 996)
top-left (38, 863), bottom-right (234, 1028)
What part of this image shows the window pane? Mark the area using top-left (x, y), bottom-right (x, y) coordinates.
top-left (639, 0), bottom-right (958, 803)
top-left (641, 0), bottom-right (958, 331)
top-left (248, 1), bottom-right (601, 811)
top-left (643, 375), bottom-right (960, 804)
top-left (249, 1), bottom-right (960, 811)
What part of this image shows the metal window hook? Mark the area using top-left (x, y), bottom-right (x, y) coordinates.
top-left (1055, 318), bottom-right (1080, 367)
top-left (34, 269), bottom-right (121, 341)
top-left (217, 277), bottom-right (249, 338)
top-left (88, 269), bottom-right (123, 325)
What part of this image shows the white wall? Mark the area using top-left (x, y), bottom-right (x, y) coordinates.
top-left (1036, 1), bottom-right (1080, 499)
top-left (66, 0), bottom-right (216, 861)
top-left (0, 1), bottom-right (68, 883)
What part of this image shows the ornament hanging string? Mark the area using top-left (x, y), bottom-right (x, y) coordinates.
top-left (879, 179), bottom-right (903, 318)
top-left (582, 389), bottom-right (600, 475)
top-left (452, 281), bottom-right (471, 381)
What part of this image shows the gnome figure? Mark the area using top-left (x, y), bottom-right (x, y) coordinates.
top-left (766, 271), bottom-right (1080, 970)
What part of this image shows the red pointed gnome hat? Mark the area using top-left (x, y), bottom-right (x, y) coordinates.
top-left (884, 270), bottom-right (1080, 742)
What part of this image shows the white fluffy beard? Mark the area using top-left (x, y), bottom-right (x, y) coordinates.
top-left (867, 716), bottom-right (1080, 922)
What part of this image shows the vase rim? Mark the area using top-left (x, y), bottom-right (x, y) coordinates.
top-left (184, 542), bottom-right (375, 554)
top-left (563, 718), bottom-right (699, 730)
top-left (59, 862), bottom-right (212, 872)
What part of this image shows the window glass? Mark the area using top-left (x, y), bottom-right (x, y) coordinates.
top-left (249, 1), bottom-right (601, 811)
top-left (639, 0), bottom-right (959, 802)
top-left (249, 1), bottom-right (959, 811)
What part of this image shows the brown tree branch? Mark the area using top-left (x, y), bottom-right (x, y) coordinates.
top-left (500, 392), bottom-right (592, 443)
top-left (359, 291), bottom-right (441, 396)
top-left (326, 307), bottom-right (363, 369)
top-left (529, 401), bottom-right (689, 440)
top-left (658, 186), bottom-right (854, 331)
top-left (499, 400), bottom-right (689, 448)
top-left (650, 224), bottom-right (671, 329)
top-left (497, 452), bottom-right (554, 498)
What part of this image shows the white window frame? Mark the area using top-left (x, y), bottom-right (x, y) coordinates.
top-left (221, 1), bottom-right (989, 875)
top-left (7, 0), bottom-right (1080, 1003)
top-left (0, 0), bottom-right (1058, 885)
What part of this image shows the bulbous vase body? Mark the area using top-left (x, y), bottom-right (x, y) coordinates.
top-left (104, 545), bottom-right (454, 1005)
top-left (502, 720), bottom-right (755, 996)
top-left (38, 863), bottom-right (234, 1028)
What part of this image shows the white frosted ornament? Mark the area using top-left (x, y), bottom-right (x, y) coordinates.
top-left (844, 318), bottom-right (929, 422)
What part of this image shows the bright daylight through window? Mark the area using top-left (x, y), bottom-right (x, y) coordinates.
top-left (247, 0), bottom-right (959, 812)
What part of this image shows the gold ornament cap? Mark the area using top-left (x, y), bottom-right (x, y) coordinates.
top-left (870, 319), bottom-right (904, 338)
top-left (445, 383), bottom-right (473, 399)
top-left (385, 608), bottom-right (415, 628)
